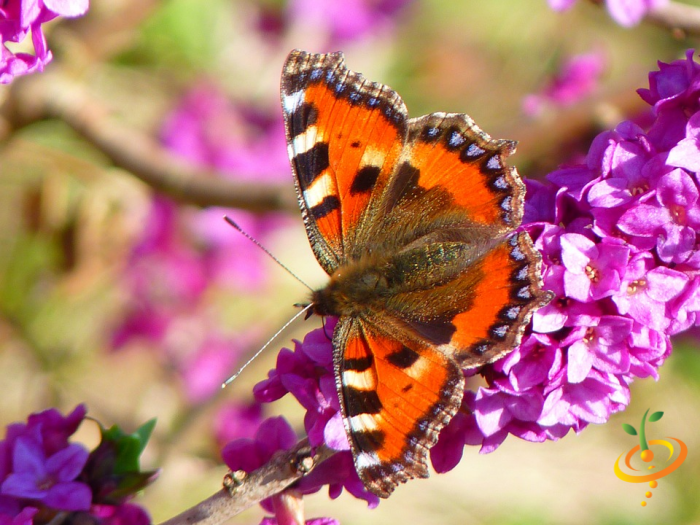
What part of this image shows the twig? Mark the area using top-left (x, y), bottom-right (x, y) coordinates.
top-left (2, 71), bottom-right (298, 213)
top-left (646, 1), bottom-right (700, 37)
top-left (158, 440), bottom-right (335, 525)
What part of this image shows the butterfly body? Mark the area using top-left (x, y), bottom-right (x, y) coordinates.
top-left (311, 238), bottom-right (481, 319)
top-left (282, 50), bottom-right (550, 498)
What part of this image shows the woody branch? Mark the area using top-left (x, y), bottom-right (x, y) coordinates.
top-left (646, 1), bottom-right (700, 36)
top-left (1, 70), bottom-right (298, 213)
top-left (158, 441), bottom-right (335, 525)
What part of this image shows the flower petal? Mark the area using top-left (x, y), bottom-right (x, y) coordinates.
top-left (43, 481), bottom-right (92, 511)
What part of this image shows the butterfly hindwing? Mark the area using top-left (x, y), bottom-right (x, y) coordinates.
top-left (381, 232), bottom-right (549, 367)
top-left (365, 113), bottom-right (550, 366)
top-left (334, 316), bottom-right (464, 498)
top-left (282, 50), bottom-right (408, 273)
top-left (403, 113), bottom-right (524, 231)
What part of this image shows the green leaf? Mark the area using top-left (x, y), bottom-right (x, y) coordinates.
top-left (648, 411), bottom-right (664, 423)
top-left (622, 423), bottom-right (638, 436)
top-left (134, 419), bottom-right (157, 456)
top-left (99, 419), bottom-right (157, 475)
top-left (115, 435), bottom-right (142, 474)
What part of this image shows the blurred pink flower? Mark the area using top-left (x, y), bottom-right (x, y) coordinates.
top-left (548, 0), bottom-right (667, 27)
top-left (112, 196), bottom-right (208, 350)
top-left (113, 84), bottom-right (294, 408)
top-left (524, 51), bottom-right (606, 116)
top-left (161, 84), bottom-right (288, 180)
top-left (179, 336), bottom-right (242, 404)
top-left (213, 402), bottom-right (264, 448)
top-left (286, 0), bottom-right (414, 45)
top-left (161, 83), bottom-right (291, 291)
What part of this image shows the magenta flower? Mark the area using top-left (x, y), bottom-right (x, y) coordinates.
top-left (548, 0), bottom-right (667, 27)
top-left (564, 316), bottom-right (634, 382)
top-left (1, 406), bottom-right (92, 515)
top-left (1, 427), bottom-right (91, 511)
top-left (0, 0), bottom-right (89, 83)
top-left (429, 407), bottom-right (473, 474)
top-left (294, 451), bottom-right (378, 507)
top-left (0, 507), bottom-right (36, 525)
top-left (89, 503), bottom-right (151, 525)
top-left (538, 369), bottom-right (630, 426)
top-left (1, 405), bottom-right (154, 523)
top-left (473, 385), bottom-right (544, 438)
top-left (161, 84), bottom-right (288, 181)
top-left (638, 49), bottom-right (700, 112)
top-left (619, 169), bottom-right (700, 263)
top-left (560, 233), bottom-right (630, 301)
top-left (524, 51), bottom-right (605, 115)
top-left (222, 417), bottom-right (296, 474)
top-left (253, 318), bottom-right (340, 450)
top-left (179, 336), bottom-right (242, 404)
top-left (161, 84), bottom-right (291, 289)
top-left (111, 196), bottom-right (208, 350)
top-left (213, 402), bottom-right (264, 449)
top-left (245, 323), bottom-right (379, 507)
top-left (611, 253), bottom-right (688, 331)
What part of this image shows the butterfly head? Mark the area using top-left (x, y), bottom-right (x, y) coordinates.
top-left (310, 259), bottom-right (390, 319)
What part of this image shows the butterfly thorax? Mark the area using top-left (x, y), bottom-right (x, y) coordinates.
top-left (311, 256), bottom-right (390, 318)
top-left (310, 241), bottom-right (477, 319)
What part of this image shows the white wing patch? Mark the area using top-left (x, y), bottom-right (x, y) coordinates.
top-left (283, 89), bottom-right (305, 114)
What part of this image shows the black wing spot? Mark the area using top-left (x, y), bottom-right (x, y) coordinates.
top-left (310, 195), bottom-right (340, 219)
top-left (345, 386), bottom-right (383, 417)
top-left (344, 354), bottom-right (374, 372)
top-left (386, 346), bottom-right (420, 369)
top-left (389, 161), bottom-right (422, 203)
top-left (295, 142), bottom-right (329, 189)
top-left (352, 429), bottom-right (385, 453)
top-left (408, 318), bottom-right (457, 345)
top-left (289, 102), bottom-right (318, 139)
top-left (351, 165), bottom-right (381, 194)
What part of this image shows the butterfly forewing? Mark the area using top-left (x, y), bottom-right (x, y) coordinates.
top-left (282, 50), bottom-right (408, 272)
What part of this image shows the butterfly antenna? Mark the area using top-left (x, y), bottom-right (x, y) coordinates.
top-left (223, 216), bottom-right (313, 292)
top-left (222, 303), bottom-right (314, 388)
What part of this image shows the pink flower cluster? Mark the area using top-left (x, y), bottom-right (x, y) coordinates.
top-left (0, 406), bottom-right (152, 525)
top-left (0, 0), bottom-right (88, 83)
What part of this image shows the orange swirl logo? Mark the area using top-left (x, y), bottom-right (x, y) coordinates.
top-left (614, 409), bottom-right (687, 507)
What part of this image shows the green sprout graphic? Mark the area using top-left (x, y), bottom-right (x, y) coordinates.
top-left (622, 408), bottom-right (664, 462)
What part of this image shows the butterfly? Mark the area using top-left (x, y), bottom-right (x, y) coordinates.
top-left (280, 50), bottom-right (550, 498)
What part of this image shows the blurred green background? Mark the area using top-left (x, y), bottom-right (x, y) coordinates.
top-left (1, 0), bottom-right (699, 523)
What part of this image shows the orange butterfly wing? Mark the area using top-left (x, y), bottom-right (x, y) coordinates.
top-left (281, 50), bottom-right (406, 274)
top-left (334, 317), bottom-right (464, 498)
top-left (370, 113), bottom-right (550, 366)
